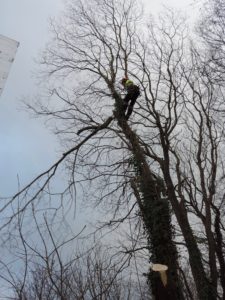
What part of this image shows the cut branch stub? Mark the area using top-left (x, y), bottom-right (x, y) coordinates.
top-left (151, 264), bottom-right (168, 287)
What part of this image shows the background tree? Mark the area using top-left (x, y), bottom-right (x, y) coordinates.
top-left (198, 0), bottom-right (225, 85)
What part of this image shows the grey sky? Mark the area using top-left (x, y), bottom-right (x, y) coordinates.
top-left (0, 0), bottom-right (201, 196)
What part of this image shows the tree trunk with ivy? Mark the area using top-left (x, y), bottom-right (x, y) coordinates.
top-left (112, 90), bottom-right (184, 300)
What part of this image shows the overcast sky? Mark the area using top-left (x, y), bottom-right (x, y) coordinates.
top-left (0, 0), bottom-right (201, 196)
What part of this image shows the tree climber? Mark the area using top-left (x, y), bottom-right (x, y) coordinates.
top-left (121, 77), bottom-right (140, 120)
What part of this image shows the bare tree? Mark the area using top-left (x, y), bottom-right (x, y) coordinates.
top-left (38, 1), bottom-right (186, 298)
top-left (2, 0), bottom-right (225, 299)
top-left (8, 212), bottom-right (149, 300)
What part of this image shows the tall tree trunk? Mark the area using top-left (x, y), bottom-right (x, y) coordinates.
top-left (112, 91), bottom-right (184, 300)
top-left (162, 165), bottom-right (217, 300)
